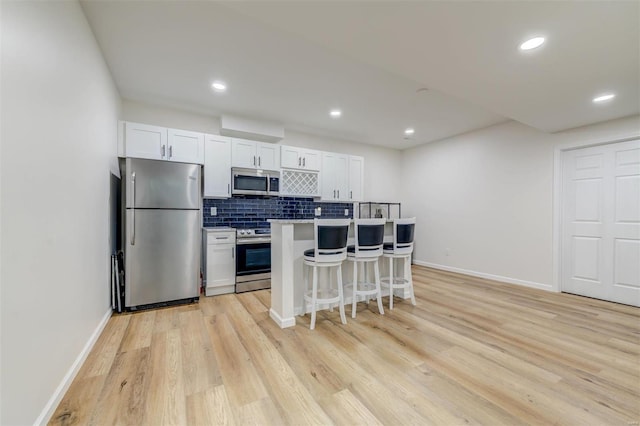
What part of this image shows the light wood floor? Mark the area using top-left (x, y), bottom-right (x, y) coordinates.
top-left (50, 266), bottom-right (640, 425)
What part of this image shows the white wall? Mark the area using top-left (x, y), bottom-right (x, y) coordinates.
top-left (0, 1), bottom-right (121, 424)
top-left (401, 115), bottom-right (640, 289)
top-left (122, 99), bottom-right (403, 203)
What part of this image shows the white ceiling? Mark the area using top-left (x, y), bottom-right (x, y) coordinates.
top-left (80, 1), bottom-right (639, 150)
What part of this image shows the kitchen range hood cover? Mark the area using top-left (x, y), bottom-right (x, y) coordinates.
top-left (219, 114), bottom-right (284, 143)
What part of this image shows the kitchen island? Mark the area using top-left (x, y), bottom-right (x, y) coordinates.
top-left (268, 219), bottom-right (409, 328)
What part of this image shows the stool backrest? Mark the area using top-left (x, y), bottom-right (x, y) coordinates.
top-left (314, 218), bottom-right (351, 262)
top-left (392, 217), bottom-right (416, 255)
top-left (354, 218), bottom-right (386, 257)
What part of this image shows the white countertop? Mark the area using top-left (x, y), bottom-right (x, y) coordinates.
top-left (268, 218), bottom-right (395, 224)
top-left (268, 219), bottom-right (315, 224)
top-left (202, 226), bottom-right (235, 232)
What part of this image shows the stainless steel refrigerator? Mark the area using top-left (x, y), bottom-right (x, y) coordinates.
top-left (120, 158), bottom-right (201, 309)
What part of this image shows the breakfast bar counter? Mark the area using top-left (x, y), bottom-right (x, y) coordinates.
top-left (268, 219), bottom-right (407, 328)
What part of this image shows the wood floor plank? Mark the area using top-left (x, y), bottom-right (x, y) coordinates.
top-left (86, 348), bottom-right (151, 425)
top-left (206, 313), bottom-right (270, 407)
top-left (185, 386), bottom-right (235, 426)
top-left (235, 397), bottom-right (283, 425)
top-left (79, 314), bottom-right (130, 378)
top-left (49, 375), bottom-right (106, 426)
top-left (119, 310), bottom-right (156, 352)
top-left (145, 328), bottom-right (187, 425)
top-left (324, 388), bottom-right (383, 426)
top-left (51, 266), bottom-right (640, 426)
top-left (225, 298), bottom-right (334, 425)
top-left (179, 309), bottom-right (222, 395)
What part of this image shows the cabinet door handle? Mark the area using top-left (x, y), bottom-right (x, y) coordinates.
top-left (131, 172), bottom-right (136, 245)
top-left (169, 145), bottom-right (173, 158)
top-left (258, 156), bottom-right (261, 167)
top-left (333, 189), bottom-right (336, 198)
top-left (227, 183), bottom-right (230, 195)
top-left (350, 191), bottom-right (353, 199)
top-left (253, 155), bottom-right (256, 166)
top-left (303, 157), bottom-right (306, 167)
top-left (231, 247), bottom-right (234, 259)
top-left (298, 157), bottom-right (301, 166)
top-left (161, 145), bottom-right (166, 158)
top-left (337, 189), bottom-right (340, 198)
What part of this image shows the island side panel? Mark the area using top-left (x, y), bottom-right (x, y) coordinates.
top-left (269, 222), bottom-right (296, 328)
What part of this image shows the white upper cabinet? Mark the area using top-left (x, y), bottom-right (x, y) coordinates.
top-left (348, 155), bottom-right (364, 202)
top-left (203, 134), bottom-right (232, 198)
top-left (231, 138), bottom-right (257, 168)
top-left (256, 142), bottom-right (280, 170)
top-left (167, 128), bottom-right (204, 164)
top-left (231, 138), bottom-right (280, 171)
top-left (321, 152), bottom-right (350, 201)
top-left (121, 121), bottom-right (204, 165)
top-left (321, 153), bottom-right (364, 202)
top-left (280, 145), bottom-right (320, 171)
top-left (123, 122), bottom-right (166, 161)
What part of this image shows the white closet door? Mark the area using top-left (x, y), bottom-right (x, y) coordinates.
top-left (561, 139), bottom-right (640, 306)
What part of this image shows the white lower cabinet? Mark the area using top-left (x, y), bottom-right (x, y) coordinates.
top-left (203, 229), bottom-right (236, 296)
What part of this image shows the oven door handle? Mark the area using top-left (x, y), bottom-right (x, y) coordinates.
top-left (236, 238), bottom-right (271, 245)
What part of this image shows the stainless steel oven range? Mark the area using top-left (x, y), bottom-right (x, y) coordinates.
top-left (235, 228), bottom-right (271, 293)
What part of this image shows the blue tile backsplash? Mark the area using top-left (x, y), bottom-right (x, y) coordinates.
top-left (203, 196), bottom-right (353, 229)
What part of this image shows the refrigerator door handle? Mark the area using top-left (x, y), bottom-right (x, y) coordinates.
top-left (131, 172), bottom-right (136, 245)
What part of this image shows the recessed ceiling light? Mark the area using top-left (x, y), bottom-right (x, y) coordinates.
top-left (404, 128), bottom-right (415, 136)
top-left (211, 81), bottom-right (227, 92)
top-left (330, 109), bottom-right (342, 118)
top-left (592, 93), bottom-right (615, 103)
top-left (519, 37), bottom-right (545, 51)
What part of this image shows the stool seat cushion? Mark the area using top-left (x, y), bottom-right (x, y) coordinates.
top-left (348, 245), bottom-right (382, 255)
top-left (304, 248), bottom-right (343, 257)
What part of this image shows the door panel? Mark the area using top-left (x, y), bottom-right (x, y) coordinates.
top-left (573, 179), bottom-right (602, 221)
top-left (615, 176), bottom-right (639, 222)
top-left (572, 236), bottom-right (600, 282)
top-left (614, 239), bottom-right (640, 289)
top-left (126, 158), bottom-right (200, 209)
top-left (125, 209), bottom-right (200, 307)
top-left (562, 139), bottom-right (640, 306)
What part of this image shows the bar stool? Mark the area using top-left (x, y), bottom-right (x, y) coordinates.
top-left (301, 218), bottom-right (350, 330)
top-left (381, 218), bottom-right (416, 309)
top-left (346, 218), bottom-right (386, 318)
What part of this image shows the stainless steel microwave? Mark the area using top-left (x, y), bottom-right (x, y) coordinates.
top-left (231, 168), bottom-right (280, 196)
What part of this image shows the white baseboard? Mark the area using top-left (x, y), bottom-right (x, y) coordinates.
top-left (269, 308), bottom-right (296, 329)
top-left (413, 260), bottom-right (554, 292)
top-left (35, 308), bottom-right (112, 426)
